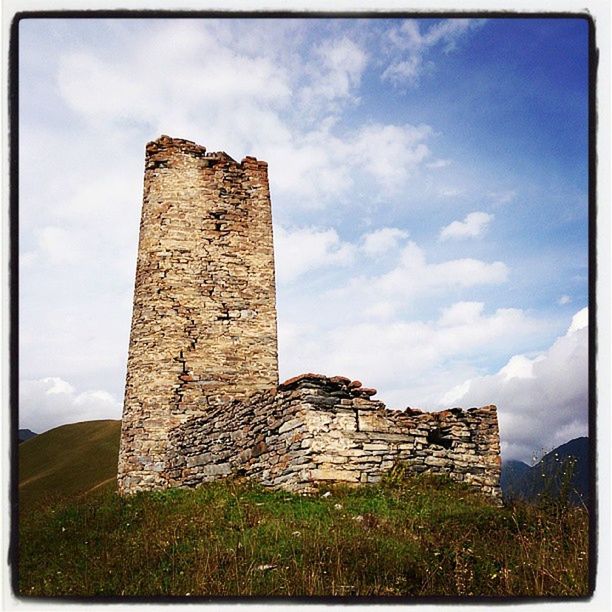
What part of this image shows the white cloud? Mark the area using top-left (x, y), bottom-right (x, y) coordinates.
top-left (277, 232), bottom-right (540, 416)
top-left (440, 379), bottom-right (472, 406)
top-left (382, 19), bottom-right (485, 86)
top-left (266, 121), bottom-right (434, 206)
top-left (498, 354), bottom-right (544, 381)
top-left (279, 300), bottom-right (545, 412)
top-left (439, 211), bottom-right (493, 241)
top-left (374, 241), bottom-right (507, 295)
top-left (362, 227), bottom-right (409, 256)
top-left (20, 20), bottom-right (451, 434)
top-left (558, 294), bottom-right (572, 305)
top-left (363, 301), bottom-right (399, 320)
top-left (568, 306), bottom-right (588, 333)
top-left (348, 123), bottom-right (432, 190)
top-left (381, 55), bottom-right (427, 85)
top-left (274, 225), bottom-right (356, 284)
top-left (438, 301), bottom-right (485, 327)
top-left (29, 21), bottom-right (440, 223)
top-left (20, 377), bottom-right (122, 433)
top-left (19, 18), bottom-right (587, 458)
top-left (438, 187), bottom-right (463, 198)
top-left (300, 36), bottom-right (367, 110)
top-left (20, 251), bottom-right (38, 269)
top-left (439, 309), bottom-right (589, 462)
top-left (427, 158), bottom-right (452, 169)
top-left (53, 22), bottom-right (427, 210)
top-left (57, 22), bottom-right (292, 126)
top-left (45, 377), bottom-right (75, 395)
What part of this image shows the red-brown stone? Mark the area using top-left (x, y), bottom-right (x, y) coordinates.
top-left (329, 375), bottom-right (351, 385)
top-left (404, 407), bottom-right (423, 416)
top-left (278, 372), bottom-right (328, 390)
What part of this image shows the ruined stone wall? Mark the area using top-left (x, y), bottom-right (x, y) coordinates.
top-left (164, 374), bottom-right (502, 500)
top-left (118, 136), bottom-right (278, 494)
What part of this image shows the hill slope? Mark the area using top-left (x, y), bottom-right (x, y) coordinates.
top-left (19, 420), bottom-right (121, 511)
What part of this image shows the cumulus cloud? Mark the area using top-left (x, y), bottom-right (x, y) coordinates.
top-left (72, 21), bottom-right (442, 200)
top-left (20, 377), bottom-right (122, 433)
top-left (279, 300), bottom-right (545, 412)
top-left (51, 21), bottom-right (432, 210)
top-left (362, 227), bottom-right (409, 256)
top-left (274, 225), bottom-right (356, 284)
top-left (276, 231), bottom-right (538, 412)
top-left (439, 211), bottom-right (493, 241)
top-left (267, 121), bottom-right (433, 206)
top-left (439, 308), bottom-right (589, 462)
top-left (348, 123), bottom-right (432, 190)
top-left (300, 36), bottom-right (368, 110)
top-left (382, 18), bottom-right (485, 86)
top-left (568, 307), bottom-right (588, 333)
top-left (374, 241), bottom-right (507, 295)
top-left (19, 18), bottom-right (587, 453)
top-left (18, 19), bottom-right (459, 433)
top-left (57, 22), bottom-right (292, 126)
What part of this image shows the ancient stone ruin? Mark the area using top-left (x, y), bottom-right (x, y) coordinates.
top-left (118, 136), bottom-right (502, 501)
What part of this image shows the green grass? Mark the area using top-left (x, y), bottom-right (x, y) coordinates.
top-left (18, 476), bottom-right (589, 598)
top-left (19, 420), bottom-right (121, 512)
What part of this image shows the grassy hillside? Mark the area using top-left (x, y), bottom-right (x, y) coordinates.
top-left (17, 420), bottom-right (590, 598)
top-left (19, 420), bottom-right (121, 511)
top-left (19, 476), bottom-right (589, 598)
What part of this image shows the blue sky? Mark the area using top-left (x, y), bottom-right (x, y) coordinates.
top-left (18, 17), bottom-right (590, 462)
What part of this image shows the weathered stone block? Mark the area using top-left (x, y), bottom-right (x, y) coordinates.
top-left (278, 418), bottom-right (302, 434)
top-left (358, 412), bottom-right (393, 432)
top-left (310, 468), bottom-right (360, 482)
top-left (362, 443), bottom-right (388, 451)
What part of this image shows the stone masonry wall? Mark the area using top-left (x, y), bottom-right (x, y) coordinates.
top-left (118, 136), bottom-right (278, 494)
top-left (165, 374), bottom-right (502, 501)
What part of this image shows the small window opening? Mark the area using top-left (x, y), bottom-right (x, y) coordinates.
top-left (427, 427), bottom-right (453, 449)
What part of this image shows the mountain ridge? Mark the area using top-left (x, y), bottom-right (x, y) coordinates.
top-left (500, 437), bottom-right (589, 504)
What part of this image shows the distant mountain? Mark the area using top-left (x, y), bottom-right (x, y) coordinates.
top-left (18, 429), bottom-right (38, 443)
top-left (19, 420), bottom-right (121, 511)
top-left (501, 437), bottom-right (589, 505)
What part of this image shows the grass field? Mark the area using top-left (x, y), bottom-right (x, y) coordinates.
top-left (17, 421), bottom-right (590, 598)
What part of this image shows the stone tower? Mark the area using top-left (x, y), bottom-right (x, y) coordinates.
top-left (118, 136), bottom-right (278, 494)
